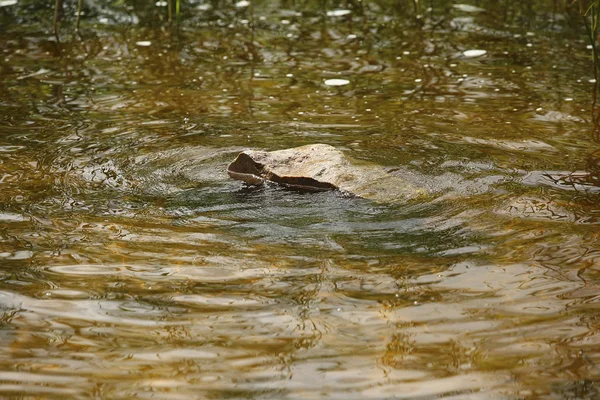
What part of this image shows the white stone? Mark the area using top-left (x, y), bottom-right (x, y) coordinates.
top-left (324, 79), bottom-right (350, 86)
top-left (463, 49), bottom-right (487, 58)
top-left (327, 9), bottom-right (351, 17)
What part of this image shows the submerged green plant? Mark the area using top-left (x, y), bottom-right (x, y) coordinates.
top-left (578, 0), bottom-right (600, 137)
top-left (53, 0), bottom-right (60, 34)
top-left (76, 0), bottom-right (83, 31)
top-left (580, 0), bottom-right (600, 78)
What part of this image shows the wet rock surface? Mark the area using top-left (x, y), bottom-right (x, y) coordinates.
top-left (227, 144), bottom-right (429, 202)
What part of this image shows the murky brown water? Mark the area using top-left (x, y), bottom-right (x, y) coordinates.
top-left (1, 0), bottom-right (600, 398)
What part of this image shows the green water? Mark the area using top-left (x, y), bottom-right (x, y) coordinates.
top-left (1, 0), bottom-right (600, 398)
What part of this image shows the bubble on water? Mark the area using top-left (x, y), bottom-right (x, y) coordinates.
top-left (327, 9), bottom-right (351, 17)
top-left (347, 34), bottom-right (357, 40)
top-left (286, 73), bottom-right (293, 77)
top-left (197, 3), bottom-right (211, 10)
top-left (415, 78), bottom-right (422, 83)
top-left (235, 0), bottom-right (249, 8)
top-left (565, 98), bottom-right (573, 102)
top-left (155, 0), bottom-right (167, 6)
top-left (463, 49), bottom-right (486, 58)
top-left (588, 45), bottom-right (594, 50)
top-left (135, 41), bottom-right (152, 47)
top-left (324, 79), bottom-right (350, 86)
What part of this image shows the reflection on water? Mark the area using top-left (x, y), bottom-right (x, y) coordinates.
top-left (1, 0), bottom-right (600, 398)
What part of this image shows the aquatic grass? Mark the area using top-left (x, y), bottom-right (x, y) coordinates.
top-left (577, 0), bottom-right (600, 139)
top-left (580, 0), bottom-right (600, 79)
top-left (53, 0), bottom-right (60, 34)
top-left (53, 0), bottom-right (82, 35)
top-left (76, 0), bottom-right (82, 31)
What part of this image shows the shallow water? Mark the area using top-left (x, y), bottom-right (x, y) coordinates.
top-left (1, 0), bottom-right (600, 398)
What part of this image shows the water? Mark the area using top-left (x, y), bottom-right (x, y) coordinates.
top-left (1, 0), bottom-right (600, 398)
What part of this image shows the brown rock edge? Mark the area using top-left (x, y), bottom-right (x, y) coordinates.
top-left (227, 144), bottom-right (427, 202)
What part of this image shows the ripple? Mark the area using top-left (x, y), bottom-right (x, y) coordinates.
top-left (0, 371), bottom-right (80, 385)
top-left (0, 250), bottom-right (33, 260)
top-left (362, 372), bottom-right (509, 399)
top-left (6, 292), bottom-right (177, 327)
top-left (0, 384), bottom-right (79, 396)
top-left (0, 212), bottom-right (28, 222)
top-left (0, 145), bottom-right (25, 152)
top-left (131, 348), bottom-right (219, 361)
top-left (495, 196), bottom-right (574, 221)
top-left (44, 289), bottom-right (92, 299)
top-left (172, 294), bottom-right (265, 308)
top-left (47, 264), bottom-right (125, 276)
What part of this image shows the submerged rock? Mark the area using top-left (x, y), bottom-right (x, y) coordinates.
top-left (227, 144), bottom-right (428, 202)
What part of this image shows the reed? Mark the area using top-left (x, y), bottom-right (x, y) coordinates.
top-left (581, 0), bottom-right (600, 79)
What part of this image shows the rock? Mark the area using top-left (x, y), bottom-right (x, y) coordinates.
top-left (227, 144), bottom-right (428, 202)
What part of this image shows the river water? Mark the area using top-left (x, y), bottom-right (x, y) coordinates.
top-left (1, 0), bottom-right (600, 398)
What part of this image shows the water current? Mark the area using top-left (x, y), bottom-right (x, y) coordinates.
top-left (1, 0), bottom-right (600, 398)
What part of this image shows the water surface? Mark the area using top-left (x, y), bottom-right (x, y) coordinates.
top-left (1, 0), bottom-right (600, 398)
